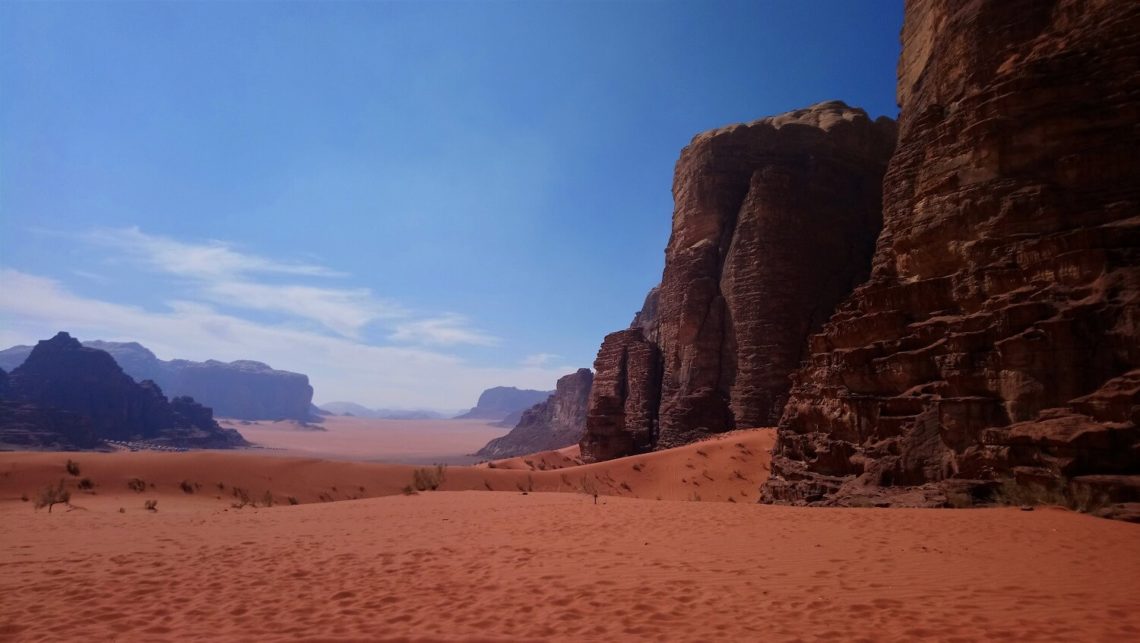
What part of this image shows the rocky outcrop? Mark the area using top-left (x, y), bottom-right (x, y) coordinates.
top-left (0, 340), bottom-right (315, 421)
top-left (580, 102), bottom-right (897, 460)
top-left (0, 332), bottom-right (247, 449)
top-left (455, 387), bottom-right (554, 422)
top-left (476, 369), bottom-right (593, 459)
top-left (763, 0), bottom-right (1140, 511)
top-left (580, 330), bottom-right (662, 462)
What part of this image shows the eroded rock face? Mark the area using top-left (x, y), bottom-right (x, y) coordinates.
top-left (764, 0), bottom-right (1140, 509)
top-left (580, 330), bottom-right (662, 462)
top-left (581, 102), bottom-right (896, 460)
top-left (476, 369), bottom-right (593, 459)
top-left (0, 332), bottom-right (247, 449)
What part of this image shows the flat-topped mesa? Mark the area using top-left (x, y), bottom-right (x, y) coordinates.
top-left (763, 0), bottom-right (1140, 512)
top-left (475, 369), bottom-right (594, 459)
top-left (581, 102), bottom-right (897, 461)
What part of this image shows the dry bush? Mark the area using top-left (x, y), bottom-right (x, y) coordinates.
top-left (35, 480), bottom-right (70, 512)
top-left (412, 464), bottom-right (447, 491)
top-left (65, 459), bottom-right (80, 476)
top-left (231, 487), bottom-right (252, 508)
top-left (287, 496), bottom-right (299, 505)
top-left (261, 491), bottom-right (274, 507)
top-left (401, 485), bottom-right (417, 496)
top-left (994, 478), bottom-right (1109, 514)
top-left (580, 477), bottom-right (599, 504)
top-left (144, 499), bottom-right (158, 512)
top-left (78, 478), bottom-right (95, 490)
top-left (127, 478), bottom-right (146, 493)
top-left (179, 480), bottom-right (195, 494)
top-left (620, 481), bottom-right (632, 492)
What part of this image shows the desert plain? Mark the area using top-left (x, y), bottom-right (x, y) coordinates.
top-left (1, 424), bottom-right (1138, 642)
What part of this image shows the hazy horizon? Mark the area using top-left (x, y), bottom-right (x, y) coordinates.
top-left (0, 1), bottom-right (902, 408)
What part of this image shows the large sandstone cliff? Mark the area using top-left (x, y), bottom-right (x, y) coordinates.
top-left (476, 369), bottom-right (593, 459)
top-left (580, 102), bottom-right (897, 461)
top-left (763, 0), bottom-right (1140, 512)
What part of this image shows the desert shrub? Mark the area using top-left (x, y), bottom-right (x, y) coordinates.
top-left (144, 499), bottom-right (158, 512)
top-left (35, 480), bottom-right (71, 512)
top-left (580, 477), bottom-right (599, 504)
top-left (231, 487), bottom-right (252, 508)
top-left (620, 482), bottom-right (632, 492)
top-left (317, 491), bottom-right (333, 502)
top-left (217, 482), bottom-right (225, 491)
top-left (401, 485), bottom-right (417, 496)
top-left (412, 464), bottom-right (447, 491)
top-left (261, 491), bottom-right (274, 507)
top-left (287, 496), bottom-right (299, 506)
top-left (78, 478), bottom-right (94, 490)
top-left (179, 480), bottom-right (195, 494)
top-left (65, 459), bottom-right (80, 476)
top-left (20, 492), bottom-right (29, 502)
top-left (127, 478), bottom-right (146, 493)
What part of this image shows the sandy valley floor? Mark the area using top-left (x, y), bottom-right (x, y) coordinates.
top-left (1, 429), bottom-right (1138, 642)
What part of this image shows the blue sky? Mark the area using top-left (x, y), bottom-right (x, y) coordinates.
top-left (0, 1), bottom-right (902, 410)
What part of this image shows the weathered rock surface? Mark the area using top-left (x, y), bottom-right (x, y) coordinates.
top-left (455, 387), bottom-right (554, 422)
top-left (476, 369), bottom-right (593, 459)
top-left (0, 340), bottom-right (315, 422)
top-left (580, 330), bottom-right (662, 462)
top-left (0, 332), bottom-right (247, 449)
top-left (581, 102), bottom-right (897, 460)
top-left (764, 0), bottom-right (1140, 510)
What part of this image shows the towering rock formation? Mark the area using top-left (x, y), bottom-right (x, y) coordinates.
top-left (476, 369), bottom-right (593, 459)
top-left (455, 386), bottom-right (554, 423)
top-left (0, 340), bottom-right (315, 421)
top-left (764, 0), bottom-right (1140, 510)
top-left (0, 332), bottom-right (247, 449)
top-left (580, 101), bottom-right (897, 461)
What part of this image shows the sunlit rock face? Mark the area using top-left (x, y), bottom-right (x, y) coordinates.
top-left (476, 369), bottom-right (593, 459)
top-left (764, 0), bottom-right (1140, 512)
top-left (581, 101), bottom-right (896, 461)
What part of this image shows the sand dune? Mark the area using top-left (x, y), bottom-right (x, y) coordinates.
top-left (2, 429), bottom-right (1139, 641)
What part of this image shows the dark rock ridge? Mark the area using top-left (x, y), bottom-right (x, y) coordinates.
top-left (0, 332), bottom-right (247, 449)
top-left (455, 386), bottom-right (554, 422)
top-left (580, 101), bottom-right (897, 461)
top-left (0, 340), bottom-right (314, 421)
top-left (476, 369), bottom-right (593, 459)
top-left (763, 0), bottom-right (1140, 514)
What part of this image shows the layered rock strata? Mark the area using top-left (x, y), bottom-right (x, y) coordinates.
top-left (581, 102), bottom-right (897, 460)
top-left (476, 369), bottom-right (593, 459)
top-left (764, 0), bottom-right (1140, 513)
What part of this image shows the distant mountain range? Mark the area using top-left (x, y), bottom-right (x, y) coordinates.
top-left (454, 386), bottom-right (554, 425)
top-left (0, 340), bottom-right (314, 422)
top-left (318, 402), bottom-right (447, 420)
top-left (0, 332), bottom-right (246, 450)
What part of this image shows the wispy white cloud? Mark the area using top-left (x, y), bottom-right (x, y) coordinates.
top-left (0, 269), bottom-right (565, 409)
top-left (520, 352), bottom-right (561, 367)
top-left (389, 313), bottom-right (499, 347)
top-left (85, 226), bottom-right (345, 279)
top-left (73, 227), bottom-right (494, 345)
